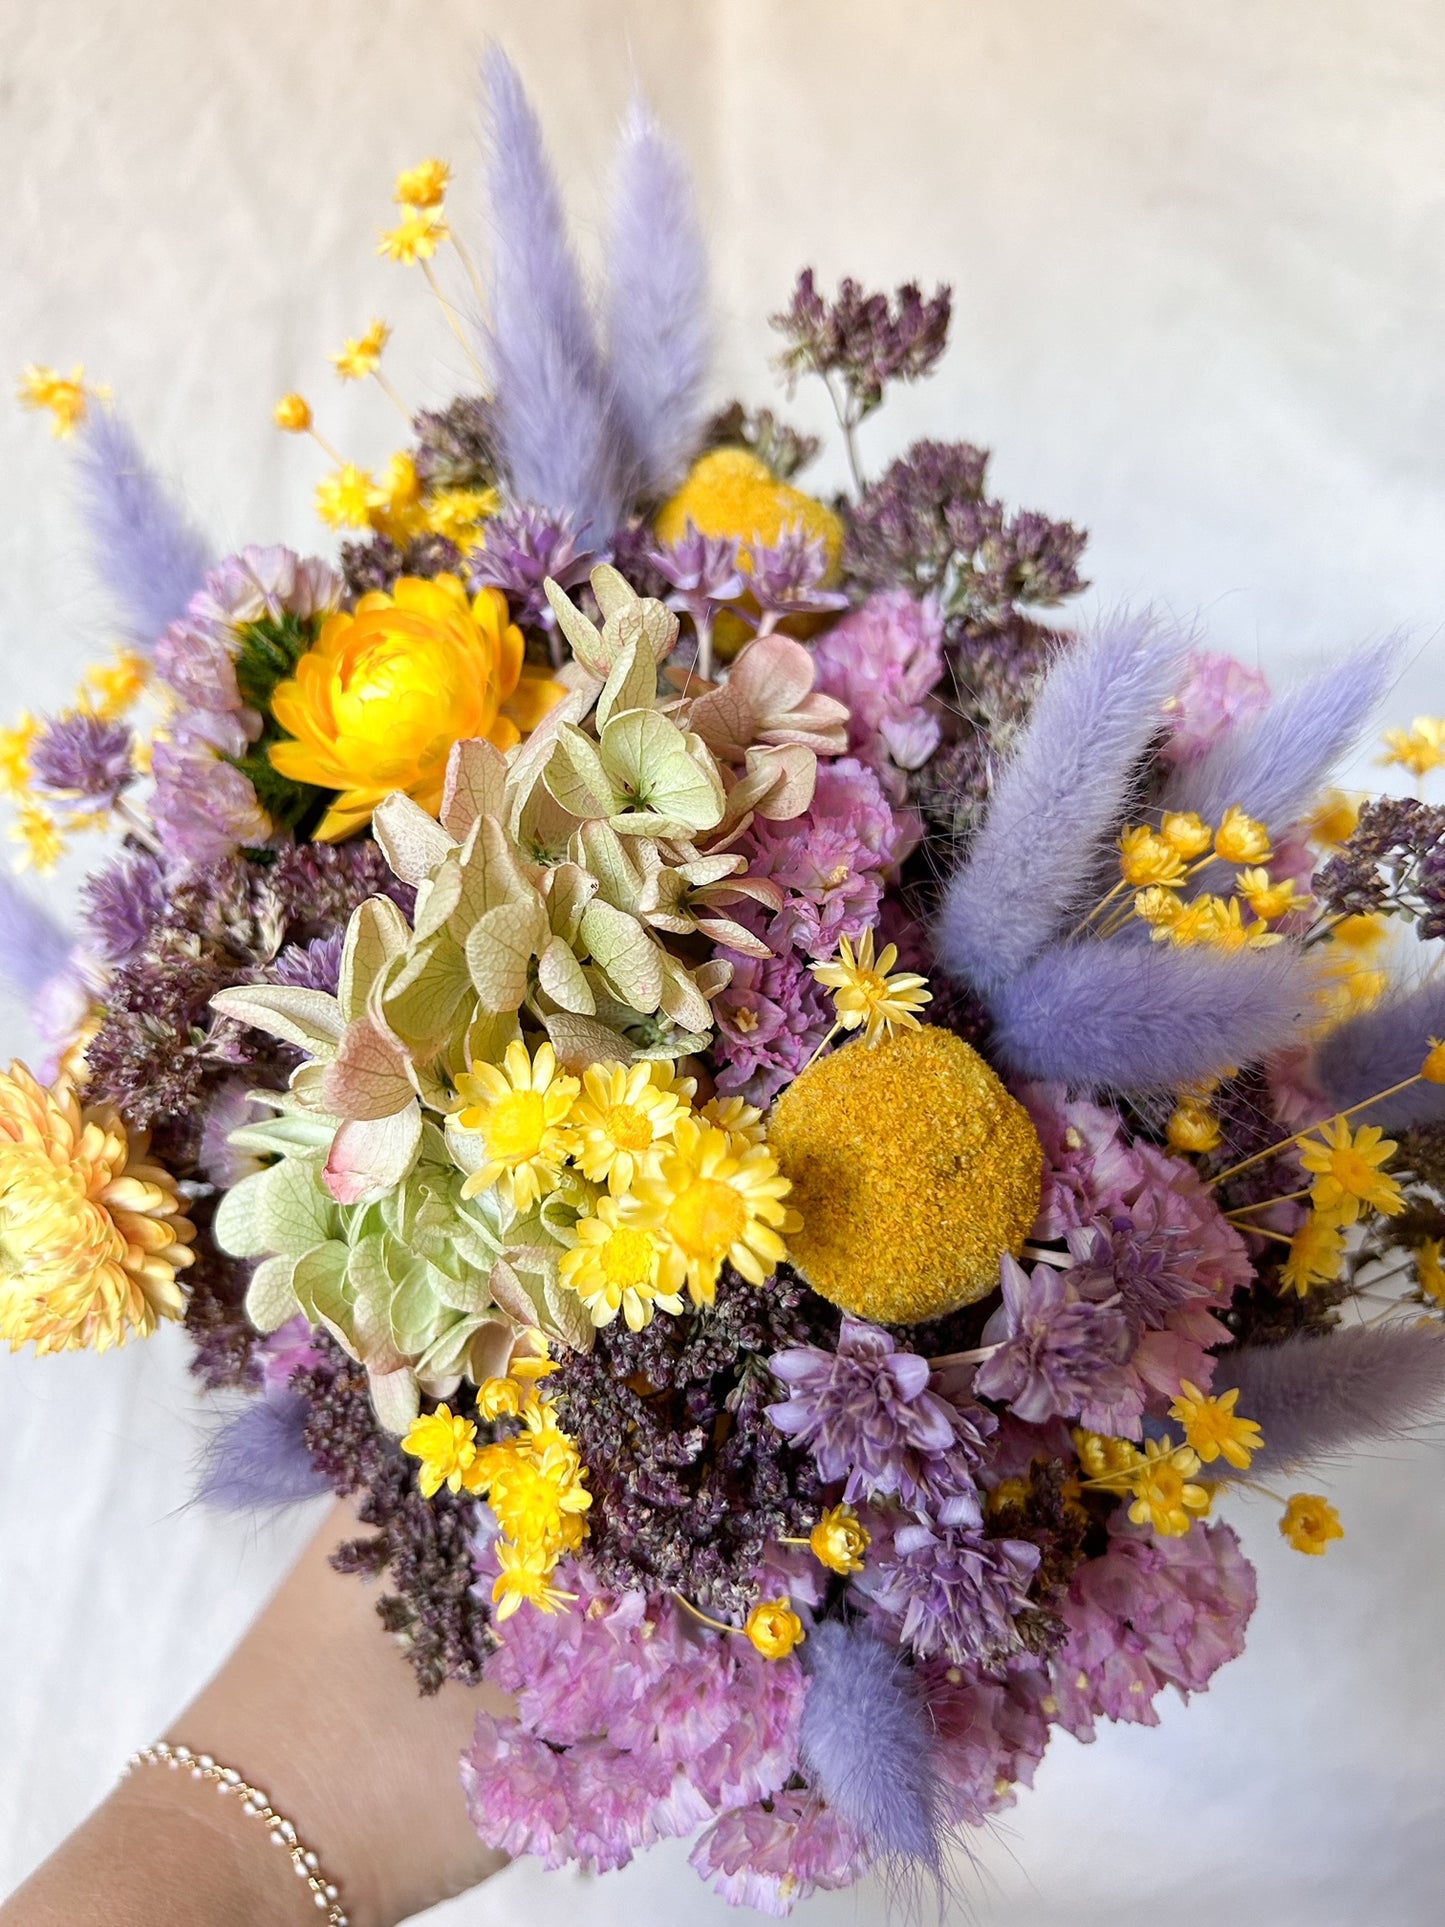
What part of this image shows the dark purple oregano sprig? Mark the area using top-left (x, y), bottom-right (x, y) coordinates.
top-left (1315, 796), bottom-right (1445, 940)
top-left (770, 269), bottom-right (952, 489)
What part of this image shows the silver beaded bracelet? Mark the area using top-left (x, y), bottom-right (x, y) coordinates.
top-left (122, 1741), bottom-right (349, 1925)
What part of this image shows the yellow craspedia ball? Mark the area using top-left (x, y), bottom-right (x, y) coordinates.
top-left (767, 1026), bottom-right (1043, 1324)
top-left (654, 447), bottom-right (844, 658)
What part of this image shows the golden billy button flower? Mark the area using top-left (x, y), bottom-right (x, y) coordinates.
top-left (268, 575), bottom-right (566, 840)
top-left (745, 1597), bottom-right (806, 1660)
top-left (809, 1503), bottom-right (870, 1575)
top-left (0, 1062), bottom-right (194, 1354)
top-left (768, 1025), bottom-right (1042, 1323)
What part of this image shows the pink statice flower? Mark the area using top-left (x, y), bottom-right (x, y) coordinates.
top-left (257, 1314), bottom-right (327, 1395)
top-left (915, 1657), bottom-right (1053, 1826)
top-left (711, 936), bottom-right (833, 1104)
top-left (810, 589), bottom-right (946, 800)
top-left (1162, 649), bottom-right (1271, 765)
top-left (1049, 1517), bottom-right (1257, 1738)
top-left (688, 1790), bottom-right (872, 1917)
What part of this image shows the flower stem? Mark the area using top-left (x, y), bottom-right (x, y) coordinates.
top-left (1209, 1076), bottom-right (1423, 1188)
top-left (672, 1592), bottom-right (740, 1636)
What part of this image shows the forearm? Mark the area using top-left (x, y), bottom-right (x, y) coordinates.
top-left (1, 1503), bottom-right (509, 1927)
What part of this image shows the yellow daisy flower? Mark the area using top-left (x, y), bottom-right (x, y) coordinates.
top-left (1280, 1210), bottom-right (1348, 1297)
top-left (1236, 867), bottom-right (1311, 922)
top-left (1380, 716), bottom-right (1445, 780)
top-left (571, 1060), bottom-right (694, 1195)
top-left (0, 713), bottom-right (38, 796)
top-left (491, 1540), bottom-right (576, 1621)
top-left (558, 1198), bottom-right (685, 1332)
top-left (1415, 1238), bottom-right (1445, 1307)
top-left (330, 319), bottom-right (392, 382)
top-left (700, 1094), bottom-right (767, 1146)
top-left (453, 1039), bottom-right (580, 1210)
top-left (84, 647), bottom-right (148, 719)
top-left (1168, 1380), bottom-right (1263, 1470)
top-left (1298, 1117), bottom-right (1403, 1225)
top-left (1159, 810), bottom-right (1213, 859)
top-left (401, 1402), bottom-right (478, 1498)
top-left (1126, 1437), bottom-right (1211, 1537)
top-left (1134, 885), bottom-right (1185, 930)
top-left (808, 926), bottom-right (932, 1047)
top-left (378, 208), bottom-right (449, 264)
top-left (10, 802), bottom-right (64, 874)
top-left (627, 1117), bottom-right (798, 1306)
top-left (17, 362), bottom-right (92, 438)
top-left (1166, 1100), bottom-right (1223, 1154)
top-left (314, 462), bottom-right (387, 530)
top-left (394, 158), bottom-right (451, 209)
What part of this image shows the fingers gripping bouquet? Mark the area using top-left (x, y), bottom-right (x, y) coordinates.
top-left (9, 45), bottom-right (1445, 1914)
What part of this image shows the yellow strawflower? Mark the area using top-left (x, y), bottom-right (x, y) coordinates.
top-left (744, 1597), bottom-right (806, 1659)
top-left (378, 208), bottom-right (449, 264)
top-left (626, 1117), bottom-right (797, 1307)
top-left (1214, 805), bottom-right (1272, 865)
top-left (1118, 825), bottom-right (1187, 889)
top-left (273, 392), bottom-right (314, 433)
top-left (1380, 716), bottom-right (1445, 780)
top-left (268, 575), bottom-right (564, 839)
top-left (0, 1063), bottom-right (194, 1354)
top-left (330, 319), bottom-right (391, 382)
top-left (1168, 1381), bottom-right (1263, 1470)
top-left (17, 363), bottom-right (92, 437)
top-left (84, 647), bottom-right (148, 718)
top-left (1073, 1428), bottom-right (1144, 1484)
top-left (453, 1039), bottom-right (580, 1212)
top-left (0, 713), bottom-right (38, 796)
top-left (1416, 1238), bottom-right (1445, 1307)
top-left (1307, 789), bottom-right (1362, 848)
top-left (401, 1402), bottom-right (478, 1498)
top-left (558, 1200), bottom-right (684, 1332)
top-left (1126, 1437), bottom-right (1211, 1537)
top-left (394, 158), bottom-right (450, 209)
top-left (1280, 1492), bottom-right (1344, 1555)
top-left (1297, 1117), bottom-right (1403, 1225)
top-left (1167, 1100), bottom-right (1222, 1154)
top-left (808, 1503), bottom-right (870, 1575)
top-left (1159, 811), bottom-right (1213, 859)
top-left (314, 463), bottom-right (386, 531)
top-left (808, 926), bottom-right (932, 1047)
top-left (369, 451), bottom-right (427, 543)
top-left (1280, 1210), bottom-right (1348, 1297)
top-left (1134, 885), bottom-right (1184, 930)
top-left (1197, 896), bottom-right (1284, 954)
top-left (1236, 867), bottom-right (1310, 922)
top-left (571, 1060), bottom-right (694, 1196)
top-left (10, 802), bottom-right (64, 874)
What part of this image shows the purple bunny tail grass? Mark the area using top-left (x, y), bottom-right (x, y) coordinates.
top-left (0, 873), bottom-right (73, 1004)
top-left (1312, 977), bottom-right (1445, 1130)
top-left (1215, 1325), bottom-right (1445, 1477)
top-left (1160, 639), bottom-right (1398, 833)
top-left (603, 99), bottom-right (711, 501)
top-left (194, 1392), bottom-right (330, 1511)
top-left (75, 407), bottom-right (212, 648)
top-left (800, 1620), bottom-right (948, 1885)
top-left (479, 47), bottom-right (627, 540)
top-left (991, 939), bottom-right (1315, 1092)
top-left (936, 610), bottom-right (1189, 1000)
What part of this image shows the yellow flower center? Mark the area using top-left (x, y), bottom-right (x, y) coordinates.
top-left (1329, 1148), bottom-right (1377, 1193)
top-left (486, 1091), bottom-right (547, 1164)
top-left (603, 1103), bottom-right (654, 1154)
top-left (732, 1006), bottom-right (760, 1034)
top-left (599, 1227), bottom-right (655, 1290)
top-left (666, 1177), bottom-right (748, 1263)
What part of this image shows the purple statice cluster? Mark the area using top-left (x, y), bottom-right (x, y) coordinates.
top-left (771, 270), bottom-right (953, 419)
top-left (1014, 1085), bottom-right (1252, 1433)
top-left (1046, 1516), bottom-right (1257, 1736)
top-left (810, 589), bottom-right (946, 802)
top-left (464, 1572), bottom-right (811, 1890)
top-left (1316, 795), bottom-right (1445, 940)
top-left (151, 545), bottom-right (340, 867)
top-left (710, 758), bottom-right (919, 1100)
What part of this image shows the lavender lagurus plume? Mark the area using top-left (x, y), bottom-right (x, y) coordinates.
top-left (1312, 977), bottom-right (1445, 1130)
top-left (195, 1390), bottom-right (331, 1510)
top-left (0, 872), bottom-right (74, 1004)
top-left (75, 406), bottom-right (211, 646)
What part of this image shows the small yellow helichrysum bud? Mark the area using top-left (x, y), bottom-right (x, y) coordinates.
top-left (273, 392), bottom-right (313, 433)
top-left (808, 1503), bottom-right (870, 1575)
top-left (745, 1597), bottom-right (806, 1660)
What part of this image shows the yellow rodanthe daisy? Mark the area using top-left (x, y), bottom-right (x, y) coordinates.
top-left (314, 463), bottom-right (386, 531)
top-left (330, 319), bottom-right (392, 382)
top-left (1279, 1492), bottom-right (1344, 1556)
top-left (628, 1117), bottom-right (797, 1306)
top-left (1280, 1209), bottom-right (1348, 1297)
top-left (559, 1199), bottom-right (684, 1332)
top-left (400, 1402), bottom-right (478, 1498)
top-left (395, 158), bottom-right (451, 209)
top-left (17, 363), bottom-right (93, 437)
top-left (0, 1062), bottom-right (194, 1354)
top-left (1380, 716), bottom-right (1445, 780)
top-left (1297, 1117), bottom-right (1403, 1225)
top-left (1213, 804), bottom-right (1272, 865)
top-left (808, 927), bottom-right (931, 1047)
top-left (378, 208), bottom-right (450, 264)
top-left (571, 1059), bottom-right (694, 1195)
top-left (453, 1039), bottom-right (580, 1210)
top-left (1118, 825), bottom-right (1187, 889)
top-left (1168, 1381), bottom-right (1263, 1470)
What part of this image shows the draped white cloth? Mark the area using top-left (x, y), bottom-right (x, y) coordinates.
top-left (3, 3), bottom-right (1445, 1920)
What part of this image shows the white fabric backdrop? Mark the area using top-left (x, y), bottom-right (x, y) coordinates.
top-left (3, 2), bottom-right (1445, 1920)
